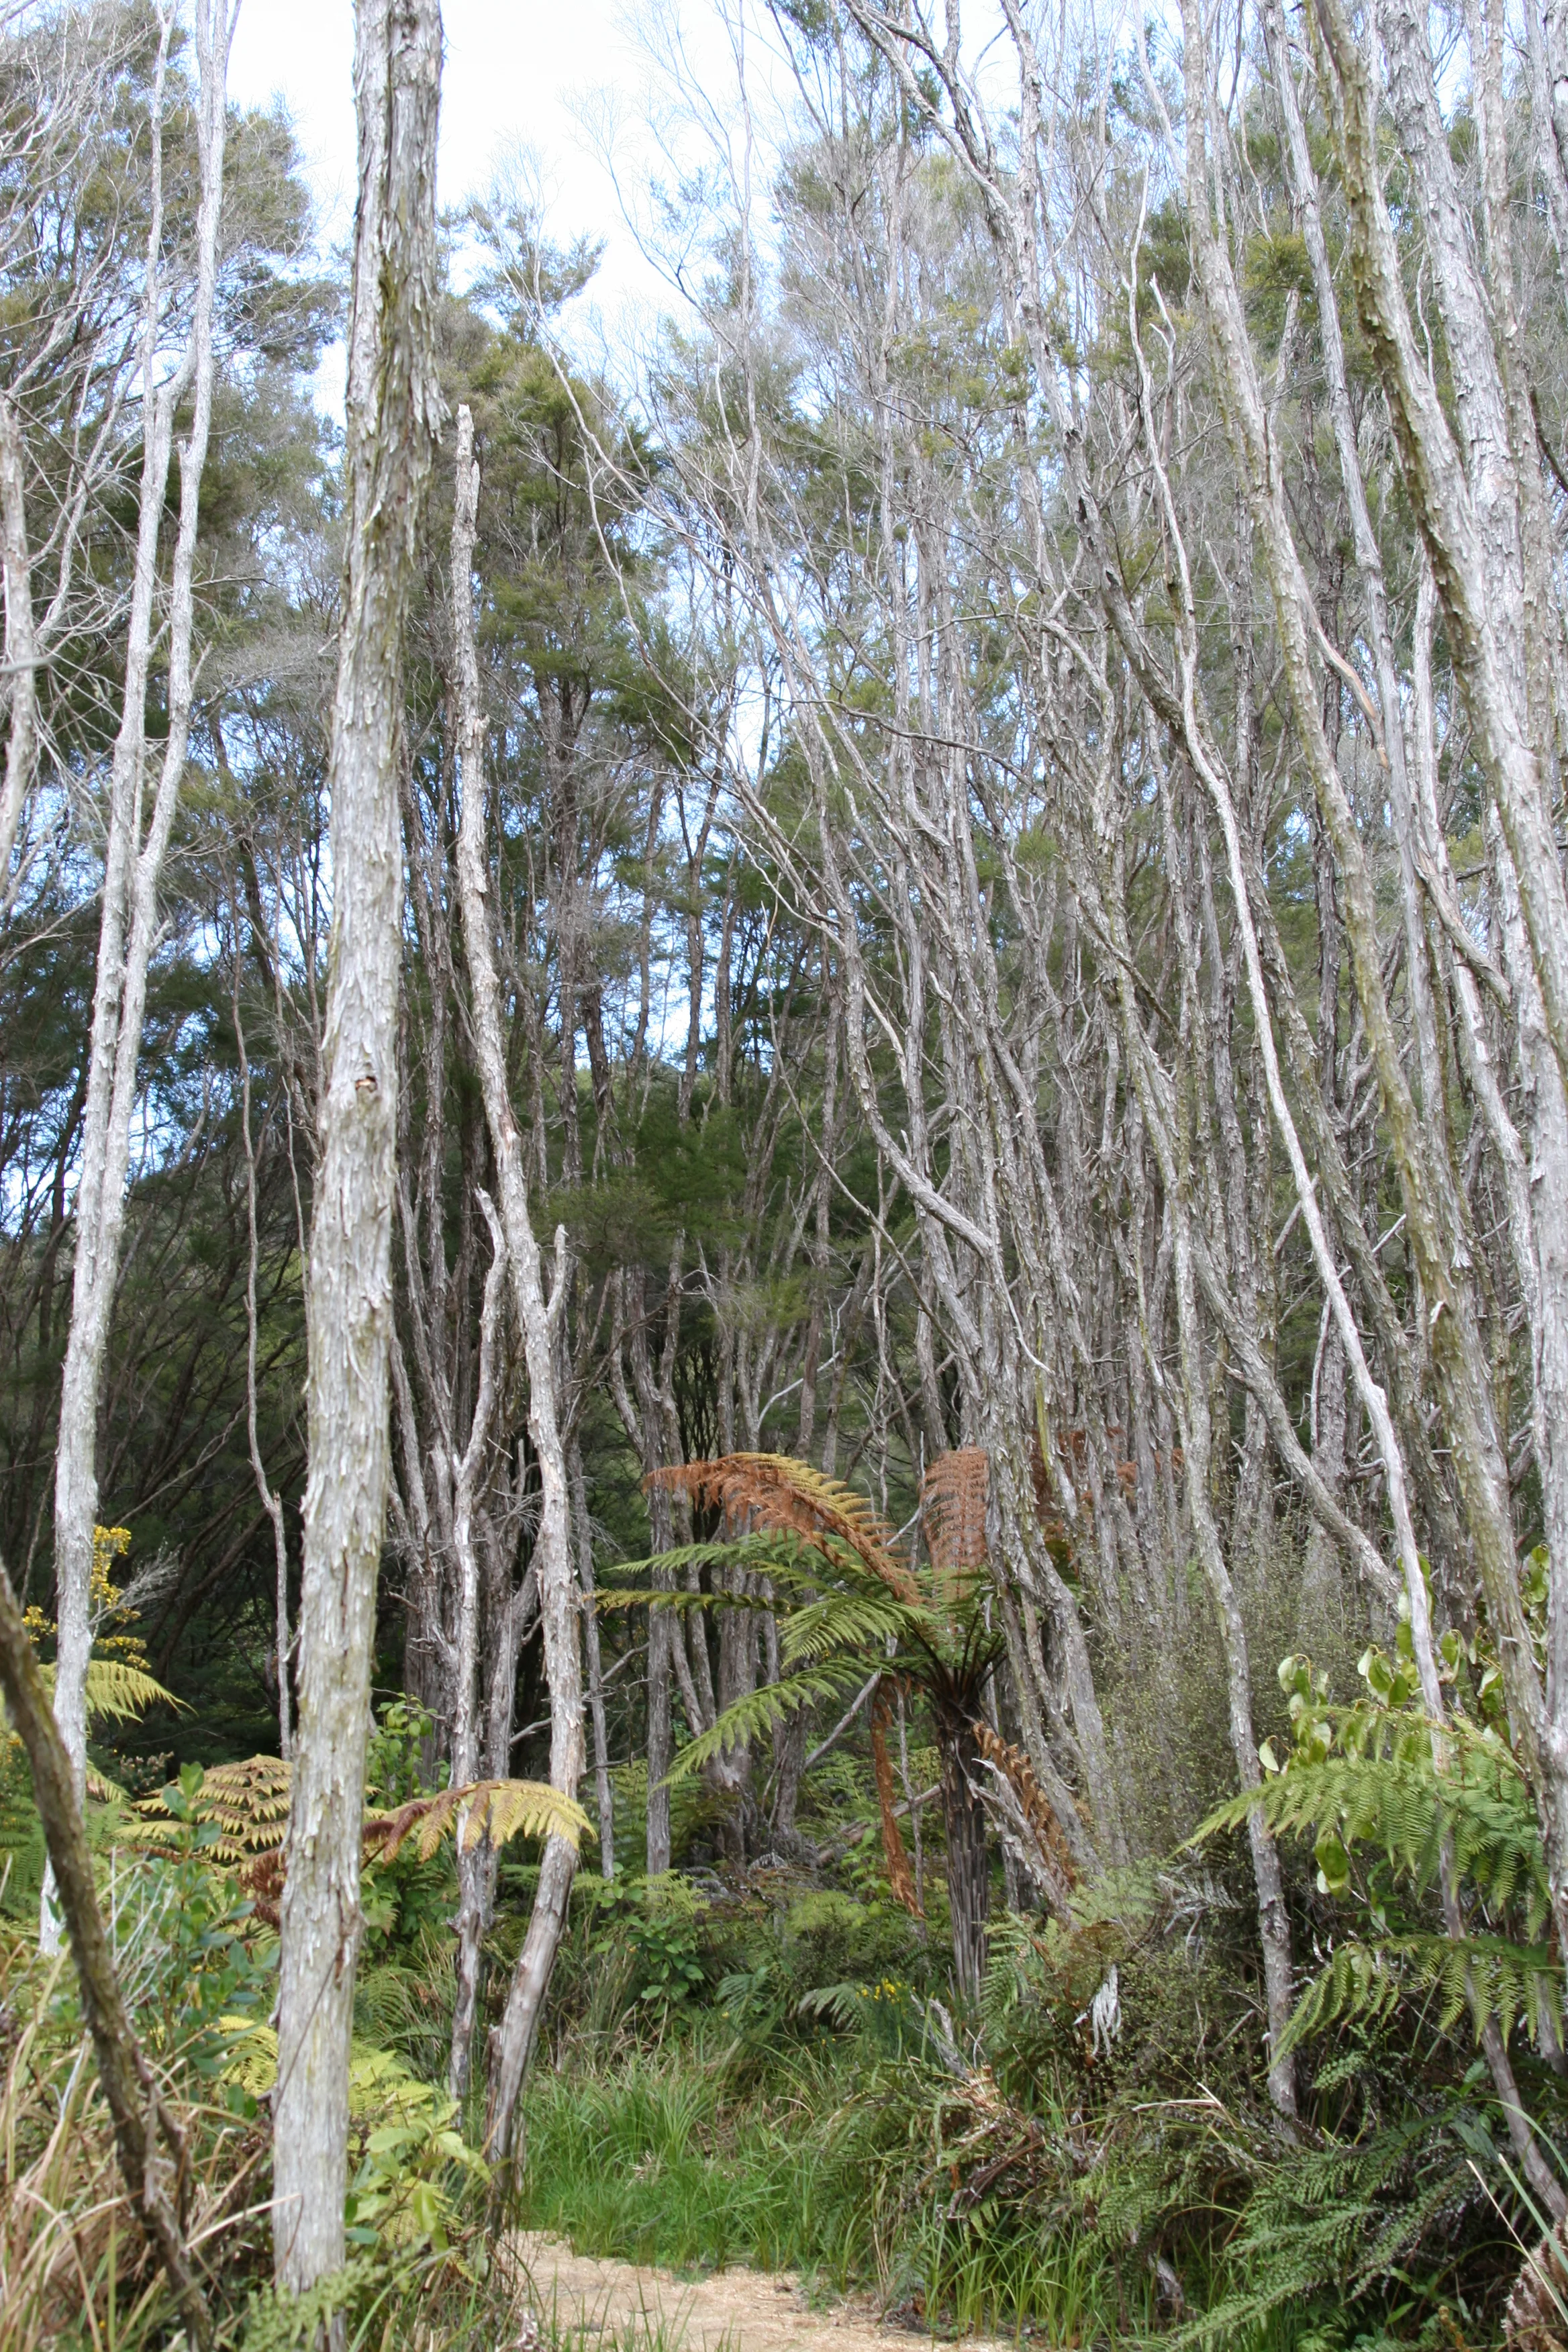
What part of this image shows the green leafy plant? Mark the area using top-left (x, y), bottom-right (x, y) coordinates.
top-left (1201, 1638), bottom-right (1562, 2058)
top-left (221, 2019), bottom-right (487, 2252)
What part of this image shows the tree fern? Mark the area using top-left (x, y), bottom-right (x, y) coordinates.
top-left (363, 1776), bottom-right (589, 1863)
top-left (625, 1451), bottom-right (1008, 1948)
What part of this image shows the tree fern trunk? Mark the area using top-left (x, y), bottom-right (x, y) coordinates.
top-left (935, 1702), bottom-right (989, 2003)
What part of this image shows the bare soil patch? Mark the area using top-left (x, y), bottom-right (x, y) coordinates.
top-left (509, 2233), bottom-right (1016, 2352)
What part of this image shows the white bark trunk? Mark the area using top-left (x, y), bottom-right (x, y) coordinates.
top-left (273, 0), bottom-right (441, 2296)
top-left (448, 1192), bottom-right (507, 2098)
top-left (234, 969), bottom-right (293, 1760)
top-left (46, 0), bottom-right (234, 1951)
top-left (448, 406), bottom-right (584, 2165)
top-left (0, 389), bottom-right (40, 901)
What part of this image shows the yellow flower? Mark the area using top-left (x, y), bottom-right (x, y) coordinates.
top-left (90, 1524), bottom-right (133, 1612)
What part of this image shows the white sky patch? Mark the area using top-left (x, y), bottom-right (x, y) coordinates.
top-left (228, 0), bottom-right (748, 401)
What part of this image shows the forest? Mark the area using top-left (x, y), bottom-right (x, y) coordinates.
top-left (7, 0), bottom-right (1568, 2343)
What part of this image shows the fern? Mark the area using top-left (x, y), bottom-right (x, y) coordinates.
top-left (665, 1660), bottom-right (880, 1781)
top-left (362, 1776), bottom-right (589, 1863)
top-left (1281, 1929), bottom-right (1560, 2052)
top-left (138, 1753), bottom-right (290, 1856)
top-left (648, 1453), bottom-right (918, 1599)
top-left (1165, 2107), bottom-right (1477, 2348)
top-left (15, 1655), bottom-right (185, 1727)
top-left (779, 1587), bottom-right (913, 1665)
top-left (795, 1980), bottom-right (872, 2028)
top-left (626, 1453), bottom-right (1006, 1928)
top-left (1197, 1682), bottom-right (1562, 2056)
top-left (597, 1528), bottom-right (815, 1604)
top-left (138, 1759), bottom-right (585, 1881)
top-left (1203, 1717), bottom-right (1548, 1932)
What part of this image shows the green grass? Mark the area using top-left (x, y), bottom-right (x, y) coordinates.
top-left (516, 2038), bottom-right (883, 2281)
top-left (512, 2035), bottom-right (1138, 2343)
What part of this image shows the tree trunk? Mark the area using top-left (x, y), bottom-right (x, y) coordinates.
top-left (571, 1434), bottom-right (616, 1878)
top-left (934, 1702), bottom-right (989, 2003)
top-left (273, 0), bottom-right (440, 2297)
top-left (47, 0), bottom-right (233, 1949)
top-left (448, 1194), bottom-right (508, 2098)
top-left (448, 405), bottom-right (584, 2167)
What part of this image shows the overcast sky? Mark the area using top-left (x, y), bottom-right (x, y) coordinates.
top-left (228, 0), bottom-right (730, 369)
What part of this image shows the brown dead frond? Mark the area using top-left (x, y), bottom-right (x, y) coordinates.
top-left (138, 1761), bottom-right (586, 1922)
top-left (648, 1453), bottom-right (918, 1600)
top-left (1506, 2222), bottom-right (1568, 2351)
top-left (972, 1722), bottom-right (1080, 1918)
top-left (234, 1845), bottom-right (286, 1930)
top-left (870, 1683), bottom-right (923, 1917)
top-left (921, 1449), bottom-right (989, 1590)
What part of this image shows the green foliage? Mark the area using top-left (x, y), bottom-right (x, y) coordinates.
top-left (224, 2020), bottom-right (487, 2254)
top-left (1200, 1642), bottom-right (1563, 2057)
top-left (1163, 2097), bottom-right (1493, 2350)
top-left (360, 1702), bottom-right (460, 1955)
top-left (583, 1873), bottom-right (714, 2008)
top-left (235, 2245), bottom-right (513, 2352)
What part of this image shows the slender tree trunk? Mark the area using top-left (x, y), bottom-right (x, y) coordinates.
top-left (571, 1434), bottom-right (616, 1877)
top-left (273, 0), bottom-right (440, 2296)
top-left (234, 967), bottom-right (293, 1760)
top-left (47, 0), bottom-right (234, 1951)
top-left (0, 389), bottom-right (39, 901)
top-left (448, 406), bottom-right (584, 2165)
top-left (448, 1195), bottom-right (508, 2098)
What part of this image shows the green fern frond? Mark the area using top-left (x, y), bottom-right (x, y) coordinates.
top-left (82, 1657), bottom-right (184, 1724)
top-left (1283, 1929), bottom-right (1560, 2053)
top-left (667, 1661), bottom-right (875, 1782)
top-left (1197, 1716), bottom-right (1549, 1930)
top-left (597, 1581), bottom-right (785, 1617)
top-left (9, 1655), bottom-right (182, 1730)
top-left (779, 1588), bottom-right (915, 1665)
top-left (1165, 2108), bottom-right (1470, 2349)
top-left (795, 1980), bottom-right (868, 2028)
top-left (598, 1530), bottom-right (815, 1600)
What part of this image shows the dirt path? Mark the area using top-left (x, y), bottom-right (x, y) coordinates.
top-left (509, 2235), bottom-right (1014, 2352)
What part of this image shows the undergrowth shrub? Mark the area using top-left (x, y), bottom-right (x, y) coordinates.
top-left (0, 1757), bottom-right (518, 2352)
